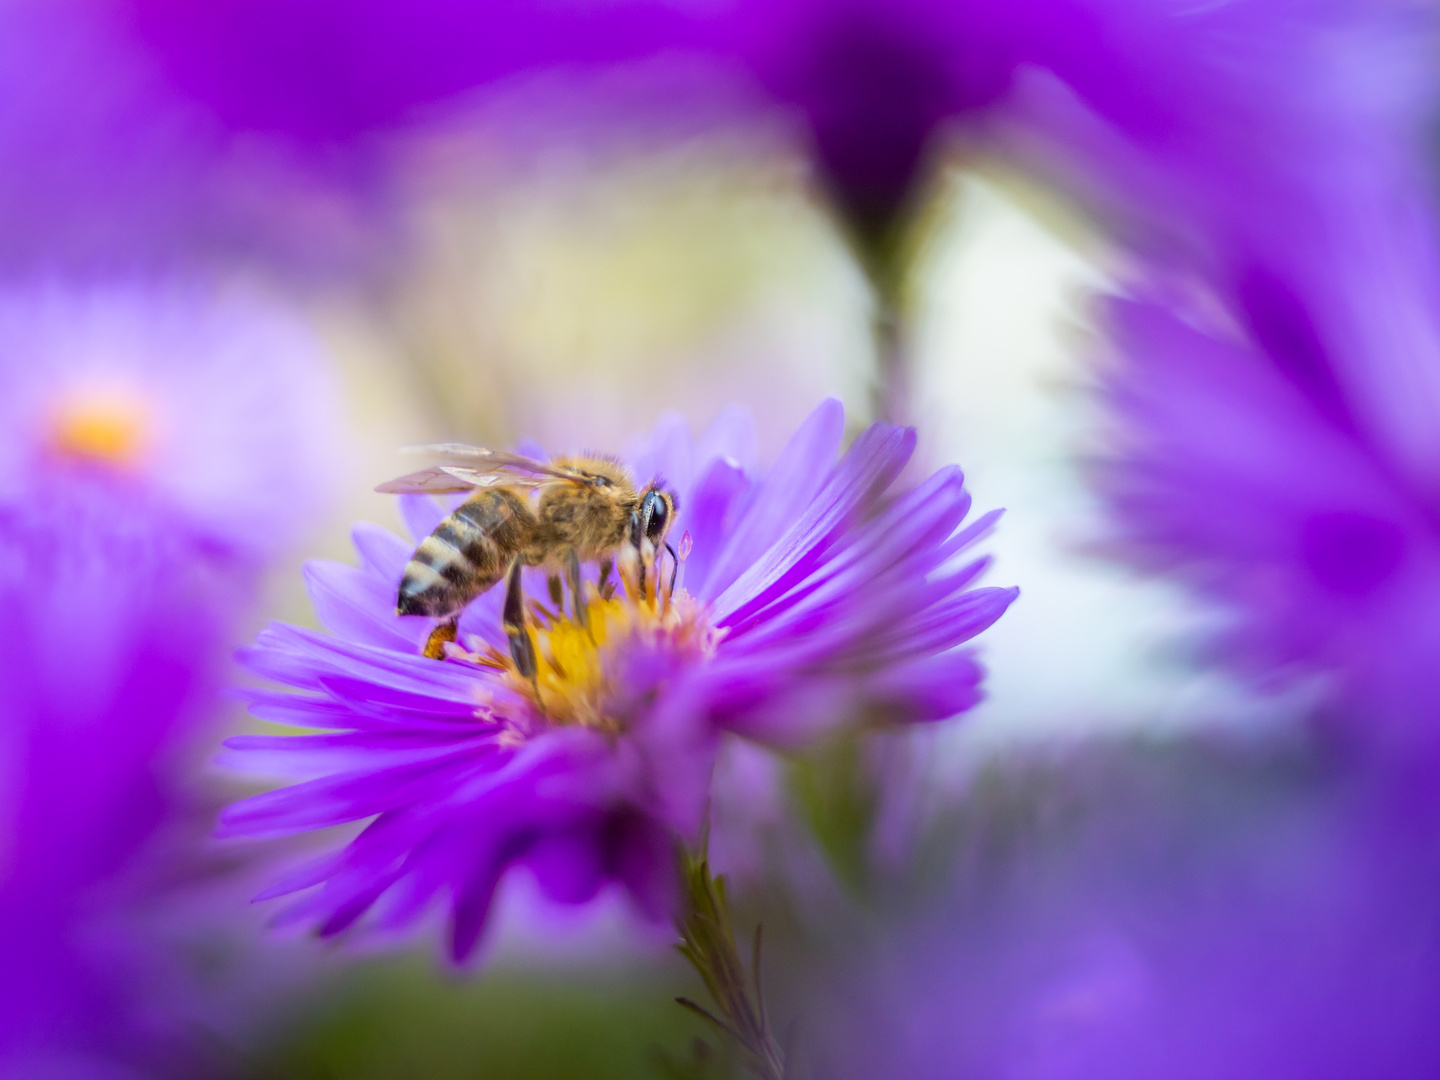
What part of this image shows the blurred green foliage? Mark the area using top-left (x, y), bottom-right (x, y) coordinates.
top-left (788, 732), bottom-right (878, 897)
top-left (255, 955), bottom-right (713, 1080)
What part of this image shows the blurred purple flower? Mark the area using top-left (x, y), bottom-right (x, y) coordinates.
top-left (935, 0), bottom-right (1440, 762)
top-left (800, 747), bottom-right (1440, 1080)
top-left (700, 0), bottom-right (1440, 787)
top-left (0, 486), bottom-right (254, 1077)
top-left (708, 0), bottom-right (1439, 345)
top-left (1021, 0), bottom-right (1440, 499)
top-left (220, 399), bottom-right (1014, 961)
top-left (0, 281), bottom-right (340, 1073)
top-left (0, 0), bottom-right (372, 276)
top-left (1096, 297), bottom-right (1440, 762)
top-left (710, 0), bottom-right (1254, 242)
top-left (717, 0), bottom-right (1006, 247)
top-left (15, 0), bottom-right (1411, 280)
top-left (122, 0), bottom-right (701, 143)
top-left (0, 0), bottom-right (710, 276)
top-left (14, 0), bottom-right (1404, 286)
top-left (0, 282), bottom-right (339, 553)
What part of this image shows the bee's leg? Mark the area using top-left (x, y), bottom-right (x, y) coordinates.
top-left (423, 615), bottom-right (460, 661)
top-left (502, 560), bottom-right (537, 683)
top-left (547, 574), bottom-right (564, 611)
top-left (629, 510), bottom-right (648, 598)
top-left (565, 548), bottom-right (591, 634)
top-left (597, 558), bottom-right (614, 600)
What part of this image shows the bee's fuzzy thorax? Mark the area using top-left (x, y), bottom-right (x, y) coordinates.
top-left (555, 453), bottom-right (634, 486)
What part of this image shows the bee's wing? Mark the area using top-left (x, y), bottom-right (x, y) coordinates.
top-left (374, 465), bottom-right (550, 495)
top-left (400, 443), bottom-right (588, 482)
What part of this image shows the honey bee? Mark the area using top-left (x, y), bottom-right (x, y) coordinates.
top-left (377, 444), bottom-right (679, 672)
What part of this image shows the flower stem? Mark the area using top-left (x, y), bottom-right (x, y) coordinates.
top-left (873, 296), bottom-right (908, 426)
top-left (674, 850), bottom-right (786, 1080)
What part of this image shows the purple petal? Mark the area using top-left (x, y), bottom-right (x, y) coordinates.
top-left (351, 521), bottom-right (413, 585)
top-left (247, 623), bottom-right (488, 703)
top-left (304, 559), bottom-right (418, 651)
top-left (236, 686), bottom-right (467, 733)
top-left (628, 410), bottom-right (695, 496)
top-left (219, 744), bottom-right (496, 838)
top-left (864, 650), bottom-right (986, 722)
top-left (399, 493), bottom-right (446, 544)
top-left (525, 828), bottom-right (607, 906)
top-left (318, 675), bottom-right (485, 720)
top-left (714, 421), bottom-right (916, 624)
top-left (699, 397), bottom-right (846, 601)
top-left (695, 404), bottom-right (759, 476)
top-left (870, 585), bottom-right (1020, 660)
top-left (721, 465), bottom-right (968, 641)
top-left (678, 456), bottom-right (750, 599)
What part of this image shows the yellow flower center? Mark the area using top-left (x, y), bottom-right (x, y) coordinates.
top-left (520, 590), bottom-right (716, 732)
top-left (50, 390), bottom-right (150, 465)
top-left (459, 568), bottom-right (717, 734)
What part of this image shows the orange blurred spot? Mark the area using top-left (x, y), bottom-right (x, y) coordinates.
top-left (50, 392), bottom-right (149, 465)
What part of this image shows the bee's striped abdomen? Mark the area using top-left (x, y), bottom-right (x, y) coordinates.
top-left (397, 489), bottom-right (536, 618)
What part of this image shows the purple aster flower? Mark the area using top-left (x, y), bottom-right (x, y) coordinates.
top-left (0, 279), bottom-right (341, 1073)
top-left (221, 399), bottom-right (1015, 962)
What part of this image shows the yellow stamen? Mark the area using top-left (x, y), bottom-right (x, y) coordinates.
top-left (503, 588), bottom-right (717, 733)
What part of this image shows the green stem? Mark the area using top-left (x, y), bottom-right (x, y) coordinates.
top-left (873, 296), bottom-right (908, 426)
top-left (674, 850), bottom-right (786, 1080)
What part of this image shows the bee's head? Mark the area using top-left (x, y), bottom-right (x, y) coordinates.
top-left (631, 482), bottom-right (677, 549)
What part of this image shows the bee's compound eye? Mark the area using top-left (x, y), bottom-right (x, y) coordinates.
top-left (644, 492), bottom-right (669, 540)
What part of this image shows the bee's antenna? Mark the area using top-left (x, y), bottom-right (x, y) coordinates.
top-left (666, 542), bottom-right (679, 597)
